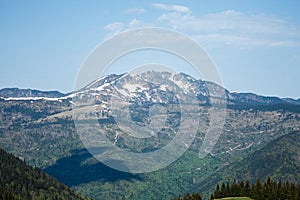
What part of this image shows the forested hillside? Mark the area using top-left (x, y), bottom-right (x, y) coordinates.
top-left (193, 131), bottom-right (300, 196)
top-left (0, 148), bottom-right (88, 200)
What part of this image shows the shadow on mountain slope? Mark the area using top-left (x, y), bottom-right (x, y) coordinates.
top-left (44, 148), bottom-right (142, 186)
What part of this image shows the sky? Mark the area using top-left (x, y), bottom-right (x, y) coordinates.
top-left (0, 0), bottom-right (300, 98)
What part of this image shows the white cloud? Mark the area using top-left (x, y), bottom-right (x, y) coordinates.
top-left (124, 8), bottom-right (145, 15)
top-left (104, 5), bottom-right (300, 48)
top-left (152, 3), bottom-right (191, 14)
top-left (155, 9), bottom-right (300, 48)
top-left (128, 19), bottom-right (142, 28)
top-left (103, 19), bottom-right (145, 37)
top-left (104, 22), bottom-right (125, 36)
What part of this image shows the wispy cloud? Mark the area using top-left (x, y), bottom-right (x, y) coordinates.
top-left (128, 19), bottom-right (143, 27)
top-left (152, 3), bottom-right (191, 14)
top-left (124, 8), bottom-right (145, 15)
top-left (104, 22), bottom-right (125, 36)
top-left (104, 4), bottom-right (300, 48)
top-left (104, 19), bottom-right (145, 37)
top-left (156, 8), bottom-right (300, 48)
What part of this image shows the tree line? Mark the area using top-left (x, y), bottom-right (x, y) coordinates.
top-left (172, 177), bottom-right (300, 200)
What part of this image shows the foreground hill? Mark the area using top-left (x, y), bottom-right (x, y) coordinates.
top-left (0, 148), bottom-right (88, 200)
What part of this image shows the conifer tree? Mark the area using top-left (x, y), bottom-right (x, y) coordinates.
top-left (221, 183), bottom-right (226, 197)
top-left (214, 184), bottom-right (220, 198)
top-left (245, 180), bottom-right (251, 197)
top-left (239, 180), bottom-right (245, 197)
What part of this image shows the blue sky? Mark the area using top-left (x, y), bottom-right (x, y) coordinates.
top-left (0, 0), bottom-right (300, 98)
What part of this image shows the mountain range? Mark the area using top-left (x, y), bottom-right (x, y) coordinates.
top-left (1, 72), bottom-right (300, 106)
top-left (0, 71), bottom-right (300, 199)
top-left (0, 88), bottom-right (65, 98)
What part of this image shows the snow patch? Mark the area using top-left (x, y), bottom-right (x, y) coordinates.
top-left (4, 97), bottom-right (60, 101)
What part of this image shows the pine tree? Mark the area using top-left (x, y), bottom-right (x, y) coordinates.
top-left (239, 180), bottom-right (245, 197)
top-left (285, 180), bottom-right (292, 200)
top-left (214, 184), bottom-right (220, 198)
top-left (226, 182), bottom-right (230, 197)
top-left (245, 180), bottom-right (251, 197)
top-left (220, 183), bottom-right (226, 197)
top-left (231, 178), bottom-right (238, 197)
top-left (183, 193), bottom-right (191, 200)
top-left (191, 193), bottom-right (202, 200)
top-left (277, 180), bottom-right (284, 199)
top-left (253, 179), bottom-right (264, 200)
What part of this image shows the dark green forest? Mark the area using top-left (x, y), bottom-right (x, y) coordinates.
top-left (173, 177), bottom-right (300, 200)
top-left (0, 148), bottom-right (88, 200)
